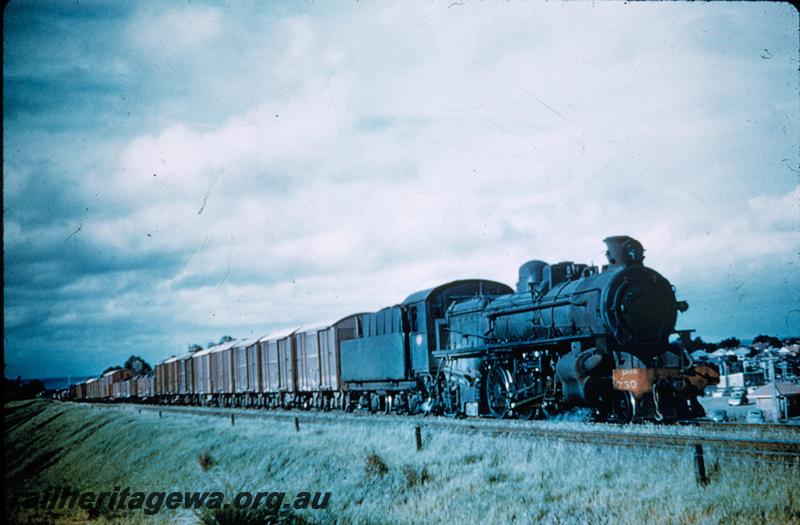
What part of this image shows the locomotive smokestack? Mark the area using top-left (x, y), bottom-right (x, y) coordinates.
top-left (516, 260), bottom-right (548, 293)
top-left (603, 236), bottom-right (644, 267)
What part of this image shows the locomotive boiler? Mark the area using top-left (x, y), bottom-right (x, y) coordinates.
top-left (440, 236), bottom-right (718, 422)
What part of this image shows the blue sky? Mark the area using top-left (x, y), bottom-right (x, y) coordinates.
top-left (4, 1), bottom-right (799, 378)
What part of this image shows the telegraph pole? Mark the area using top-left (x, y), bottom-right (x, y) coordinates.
top-left (769, 354), bottom-right (779, 422)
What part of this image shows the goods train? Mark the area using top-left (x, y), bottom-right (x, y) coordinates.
top-left (67, 236), bottom-right (719, 423)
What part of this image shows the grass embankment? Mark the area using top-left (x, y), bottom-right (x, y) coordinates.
top-left (5, 400), bottom-right (800, 525)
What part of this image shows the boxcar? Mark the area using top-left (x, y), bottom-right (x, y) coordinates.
top-left (124, 377), bottom-right (137, 399)
top-left (85, 377), bottom-right (99, 399)
top-left (192, 347), bottom-right (215, 403)
top-left (295, 324), bottom-right (330, 409)
top-left (257, 327), bottom-right (299, 408)
top-left (166, 356), bottom-right (180, 398)
top-left (71, 381), bottom-right (86, 400)
top-left (155, 357), bottom-right (174, 400)
top-left (211, 339), bottom-right (238, 406)
top-left (176, 352), bottom-right (194, 403)
top-left (101, 369), bottom-right (133, 400)
top-left (137, 374), bottom-right (155, 400)
top-left (112, 381), bottom-right (123, 400)
top-left (317, 313), bottom-right (363, 409)
top-left (155, 359), bottom-right (167, 399)
top-left (99, 376), bottom-right (108, 399)
top-left (232, 335), bottom-right (264, 406)
top-left (246, 336), bottom-right (263, 405)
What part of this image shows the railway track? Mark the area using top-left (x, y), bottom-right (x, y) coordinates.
top-left (677, 420), bottom-right (800, 434)
top-left (88, 402), bottom-right (800, 461)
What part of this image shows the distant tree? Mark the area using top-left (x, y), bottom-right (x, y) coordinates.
top-left (102, 365), bottom-right (123, 374)
top-left (718, 337), bottom-right (741, 349)
top-left (691, 337), bottom-right (717, 352)
top-left (218, 335), bottom-right (235, 344)
top-left (4, 377), bottom-right (46, 401)
top-left (188, 344), bottom-right (203, 353)
top-left (753, 335), bottom-right (782, 348)
top-left (123, 355), bottom-right (152, 375)
top-left (26, 379), bottom-right (46, 396)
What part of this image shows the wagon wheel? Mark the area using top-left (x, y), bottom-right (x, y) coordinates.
top-left (484, 365), bottom-right (513, 419)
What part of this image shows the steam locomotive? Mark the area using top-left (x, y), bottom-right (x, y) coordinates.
top-left (71, 236), bottom-right (718, 423)
top-left (432, 236), bottom-right (718, 422)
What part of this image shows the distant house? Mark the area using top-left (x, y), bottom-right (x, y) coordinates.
top-left (749, 382), bottom-right (800, 419)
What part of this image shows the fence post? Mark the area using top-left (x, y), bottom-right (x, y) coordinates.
top-left (694, 444), bottom-right (708, 486)
top-left (415, 426), bottom-right (422, 451)
top-left (231, 413), bottom-right (235, 426)
top-left (294, 417), bottom-right (300, 432)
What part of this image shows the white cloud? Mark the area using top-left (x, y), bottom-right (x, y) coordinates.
top-left (104, 1), bottom-right (800, 324)
top-left (127, 5), bottom-right (222, 58)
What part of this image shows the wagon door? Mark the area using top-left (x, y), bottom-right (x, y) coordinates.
top-left (309, 331), bottom-right (321, 390)
top-left (295, 333), bottom-right (308, 392)
top-left (278, 336), bottom-right (295, 392)
top-left (234, 346), bottom-right (248, 393)
top-left (247, 343), bottom-right (260, 392)
top-left (319, 327), bottom-right (337, 390)
top-left (267, 340), bottom-right (281, 392)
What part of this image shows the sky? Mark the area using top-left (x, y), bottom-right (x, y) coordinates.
top-left (4, 1), bottom-right (799, 378)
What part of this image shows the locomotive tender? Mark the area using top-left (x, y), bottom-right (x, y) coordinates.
top-left (71, 236), bottom-right (718, 423)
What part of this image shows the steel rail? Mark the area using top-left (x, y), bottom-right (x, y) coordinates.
top-left (85, 402), bottom-right (800, 460)
top-left (676, 420), bottom-right (800, 434)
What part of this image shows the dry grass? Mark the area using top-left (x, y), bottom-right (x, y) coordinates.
top-left (197, 452), bottom-right (216, 472)
top-left (5, 400), bottom-right (800, 525)
top-left (364, 453), bottom-right (388, 478)
top-left (197, 506), bottom-right (311, 525)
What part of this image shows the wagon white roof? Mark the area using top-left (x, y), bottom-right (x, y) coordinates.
top-left (162, 356), bottom-right (180, 364)
top-left (192, 346), bottom-right (217, 358)
top-left (297, 320), bottom-right (336, 334)
top-left (233, 334), bottom-right (266, 349)
top-left (258, 326), bottom-right (300, 343)
top-left (85, 377), bottom-right (99, 384)
top-left (208, 339), bottom-right (239, 353)
top-left (103, 369), bottom-right (121, 377)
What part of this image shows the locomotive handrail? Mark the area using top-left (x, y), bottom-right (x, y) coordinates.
top-left (486, 299), bottom-right (587, 318)
top-left (431, 331), bottom-right (607, 359)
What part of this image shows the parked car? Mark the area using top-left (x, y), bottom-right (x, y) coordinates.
top-left (728, 390), bottom-right (748, 406)
top-left (709, 409), bottom-right (728, 423)
top-left (746, 409), bottom-right (765, 424)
